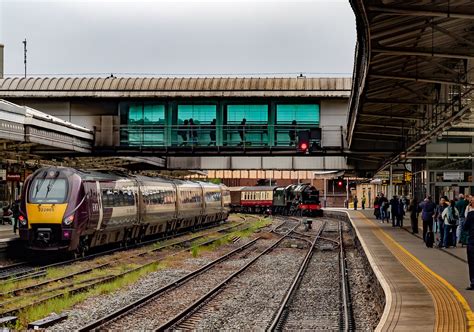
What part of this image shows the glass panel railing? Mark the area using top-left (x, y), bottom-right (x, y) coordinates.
top-left (119, 124), bottom-right (340, 149)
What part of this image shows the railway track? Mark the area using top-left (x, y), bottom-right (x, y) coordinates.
top-left (0, 217), bottom-right (264, 317)
top-left (76, 218), bottom-right (301, 331)
top-left (268, 218), bottom-right (354, 331)
top-left (0, 217), bottom-right (253, 282)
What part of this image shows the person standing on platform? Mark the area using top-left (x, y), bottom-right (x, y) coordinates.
top-left (463, 205), bottom-right (474, 290)
top-left (456, 194), bottom-right (469, 244)
top-left (362, 195), bottom-right (366, 210)
top-left (397, 197), bottom-right (405, 227)
top-left (442, 200), bottom-right (459, 248)
top-left (419, 196), bottom-right (436, 244)
top-left (409, 197), bottom-right (420, 234)
top-left (380, 193), bottom-right (389, 223)
top-left (353, 196), bottom-right (358, 210)
top-left (389, 195), bottom-right (400, 227)
top-left (435, 197), bottom-right (449, 247)
top-left (374, 195), bottom-right (381, 220)
top-left (11, 198), bottom-right (20, 234)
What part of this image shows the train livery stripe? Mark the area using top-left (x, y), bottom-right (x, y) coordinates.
top-left (96, 181), bottom-right (104, 230)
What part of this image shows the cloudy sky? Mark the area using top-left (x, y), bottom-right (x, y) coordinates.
top-left (0, 0), bottom-right (356, 77)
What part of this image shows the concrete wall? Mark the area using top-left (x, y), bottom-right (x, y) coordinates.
top-left (320, 99), bottom-right (348, 148)
top-left (7, 98), bottom-right (118, 130)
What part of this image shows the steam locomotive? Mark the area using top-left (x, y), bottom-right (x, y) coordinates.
top-left (229, 183), bottom-right (322, 216)
top-left (19, 167), bottom-right (230, 255)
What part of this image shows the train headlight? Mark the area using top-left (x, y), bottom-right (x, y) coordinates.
top-left (19, 215), bottom-right (27, 226)
top-left (63, 215), bottom-right (74, 226)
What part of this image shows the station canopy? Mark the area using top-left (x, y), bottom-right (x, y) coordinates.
top-left (348, 0), bottom-right (474, 172)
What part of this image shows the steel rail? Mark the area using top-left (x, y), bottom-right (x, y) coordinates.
top-left (0, 221), bottom-right (256, 317)
top-left (78, 237), bottom-right (261, 331)
top-left (267, 221), bottom-right (326, 331)
top-left (339, 220), bottom-right (354, 332)
top-left (155, 221), bottom-right (301, 332)
top-left (0, 219), bottom-right (246, 283)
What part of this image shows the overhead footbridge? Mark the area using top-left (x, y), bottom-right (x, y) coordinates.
top-left (0, 99), bottom-right (93, 160)
top-left (348, 0), bottom-right (474, 174)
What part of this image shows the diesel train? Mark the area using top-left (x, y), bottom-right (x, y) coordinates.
top-left (229, 183), bottom-right (322, 216)
top-left (18, 167), bottom-right (230, 255)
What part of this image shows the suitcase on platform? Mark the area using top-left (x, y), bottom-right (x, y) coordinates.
top-left (460, 230), bottom-right (469, 247)
top-left (426, 231), bottom-right (434, 248)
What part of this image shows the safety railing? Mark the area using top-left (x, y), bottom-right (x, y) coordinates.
top-left (118, 124), bottom-right (344, 149)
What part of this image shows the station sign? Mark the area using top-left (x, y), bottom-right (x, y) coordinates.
top-left (443, 171), bottom-right (464, 181)
top-left (6, 173), bottom-right (21, 182)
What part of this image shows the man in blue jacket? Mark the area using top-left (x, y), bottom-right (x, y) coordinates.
top-left (463, 207), bottom-right (474, 290)
top-left (419, 196), bottom-right (436, 244)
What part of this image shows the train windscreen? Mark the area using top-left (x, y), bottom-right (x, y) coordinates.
top-left (29, 178), bottom-right (68, 204)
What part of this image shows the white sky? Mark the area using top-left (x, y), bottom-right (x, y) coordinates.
top-left (0, 0), bottom-right (356, 77)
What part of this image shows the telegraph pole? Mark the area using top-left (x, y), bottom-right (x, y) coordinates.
top-left (22, 39), bottom-right (27, 78)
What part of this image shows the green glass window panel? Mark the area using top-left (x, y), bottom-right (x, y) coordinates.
top-left (226, 105), bottom-right (268, 146)
top-left (128, 104), bottom-right (143, 125)
top-left (276, 104), bottom-right (319, 146)
top-left (125, 103), bottom-right (165, 146)
top-left (276, 104), bottom-right (320, 124)
top-left (227, 105), bottom-right (268, 123)
top-left (177, 105), bottom-right (216, 125)
top-left (144, 104), bottom-right (165, 125)
top-left (176, 105), bottom-right (217, 145)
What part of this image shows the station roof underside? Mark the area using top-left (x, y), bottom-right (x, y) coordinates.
top-left (0, 77), bottom-right (352, 98)
top-left (348, 0), bottom-right (474, 170)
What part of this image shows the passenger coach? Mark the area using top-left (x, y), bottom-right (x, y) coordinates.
top-left (19, 167), bottom-right (230, 256)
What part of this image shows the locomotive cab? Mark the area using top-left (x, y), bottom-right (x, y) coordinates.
top-left (20, 168), bottom-right (83, 251)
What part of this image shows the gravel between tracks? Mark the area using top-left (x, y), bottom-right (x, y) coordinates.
top-left (193, 245), bottom-right (308, 330)
top-left (48, 235), bottom-right (256, 332)
top-left (105, 238), bottom-right (276, 330)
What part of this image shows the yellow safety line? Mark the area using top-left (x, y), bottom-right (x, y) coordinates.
top-left (356, 212), bottom-right (474, 332)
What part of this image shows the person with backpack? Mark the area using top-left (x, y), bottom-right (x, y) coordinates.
top-left (419, 196), bottom-right (436, 246)
top-left (442, 200), bottom-right (459, 248)
top-left (463, 203), bottom-right (474, 290)
top-left (435, 197), bottom-right (449, 247)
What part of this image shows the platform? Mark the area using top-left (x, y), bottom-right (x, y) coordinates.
top-left (0, 224), bottom-right (18, 240)
top-left (328, 209), bottom-right (474, 331)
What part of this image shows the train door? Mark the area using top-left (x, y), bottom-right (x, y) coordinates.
top-left (83, 181), bottom-right (100, 230)
top-left (95, 181), bottom-right (104, 230)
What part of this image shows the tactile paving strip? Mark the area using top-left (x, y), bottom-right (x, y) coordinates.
top-left (357, 212), bottom-right (473, 332)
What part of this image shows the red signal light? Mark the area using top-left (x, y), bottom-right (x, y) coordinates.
top-left (299, 142), bottom-right (308, 151)
top-left (337, 181), bottom-right (343, 187)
